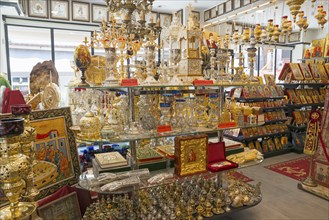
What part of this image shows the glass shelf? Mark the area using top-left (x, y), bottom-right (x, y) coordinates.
top-left (78, 155), bottom-right (264, 195)
top-left (71, 82), bottom-right (255, 90)
top-left (76, 122), bottom-right (265, 144)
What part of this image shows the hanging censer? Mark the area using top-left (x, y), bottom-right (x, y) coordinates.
top-left (315, 6), bottom-right (327, 29)
top-left (254, 24), bottom-right (262, 44)
top-left (285, 0), bottom-right (306, 22)
top-left (232, 29), bottom-right (240, 46)
top-left (272, 25), bottom-right (281, 43)
top-left (260, 28), bottom-right (267, 44)
top-left (266, 19), bottom-right (274, 41)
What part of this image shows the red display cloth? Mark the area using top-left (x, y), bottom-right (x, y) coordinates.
top-left (2, 89), bottom-right (26, 113)
top-left (207, 142), bottom-right (238, 172)
top-left (37, 185), bottom-right (93, 216)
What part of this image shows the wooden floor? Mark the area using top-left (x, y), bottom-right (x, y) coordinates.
top-left (219, 153), bottom-right (329, 220)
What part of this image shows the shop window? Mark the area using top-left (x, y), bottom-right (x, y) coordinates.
top-left (8, 26), bottom-right (51, 94)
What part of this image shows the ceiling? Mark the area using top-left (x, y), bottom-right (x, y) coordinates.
top-left (233, 0), bottom-right (329, 29)
top-left (152, 0), bottom-right (224, 13)
top-left (89, 0), bottom-right (223, 13)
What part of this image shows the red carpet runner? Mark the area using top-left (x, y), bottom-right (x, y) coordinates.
top-left (264, 156), bottom-right (310, 181)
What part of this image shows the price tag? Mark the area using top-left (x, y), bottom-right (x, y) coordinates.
top-left (121, 78), bottom-right (138, 86)
top-left (157, 125), bottom-right (172, 133)
top-left (193, 79), bottom-right (214, 86)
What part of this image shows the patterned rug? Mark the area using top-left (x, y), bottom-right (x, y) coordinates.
top-left (264, 156), bottom-right (310, 181)
top-left (230, 171), bottom-right (254, 183)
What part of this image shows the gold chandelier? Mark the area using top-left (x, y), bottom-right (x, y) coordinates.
top-left (104, 0), bottom-right (154, 22)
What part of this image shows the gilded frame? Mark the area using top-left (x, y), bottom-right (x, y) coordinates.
top-left (174, 135), bottom-right (208, 176)
top-left (0, 107), bottom-right (80, 203)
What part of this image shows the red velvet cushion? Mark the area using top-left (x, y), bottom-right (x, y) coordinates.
top-left (208, 142), bottom-right (225, 163)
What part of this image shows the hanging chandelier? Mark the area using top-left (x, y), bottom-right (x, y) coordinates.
top-left (104, 0), bottom-right (155, 23)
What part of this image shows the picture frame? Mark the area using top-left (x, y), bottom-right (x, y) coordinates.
top-left (28, 0), bottom-right (48, 18)
top-left (50, 0), bottom-right (69, 20)
top-left (37, 192), bottom-right (81, 220)
top-left (313, 160), bottom-right (329, 187)
top-left (145, 11), bottom-right (158, 24)
top-left (311, 38), bottom-right (326, 58)
top-left (234, 0), bottom-right (242, 9)
top-left (210, 6), bottom-right (217, 19)
top-left (204, 9), bottom-right (210, 21)
top-left (225, 0), bottom-right (233, 13)
top-left (218, 4), bottom-right (224, 15)
top-left (72, 1), bottom-right (90, 22)
top-left (288, 32), bottom-right (301, 43)
top-left (92, 4), bottom-right (108, 23)
top-left (174, 135), bottom-right (208, 177)
top-left (159, 13), bottom-right (172, 28)
top-left (192, 11), bottom-right (200, 23)
top-left (176, 9), bottom-right (183, 24)
top-left (243, 0), bottom-right (251, 6)
top-left (324, 33), bottom-right (329, 57)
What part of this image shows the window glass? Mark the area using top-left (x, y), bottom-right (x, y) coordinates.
top-left (258, 47), bottom-right (275, 79)
top-left (54, 29), bottom-right (91, 105)
top-left (275, 49), bottom-right (291, 81)
top-left (8, 26), bottom-right (51, 96)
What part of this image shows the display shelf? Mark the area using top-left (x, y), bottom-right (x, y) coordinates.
top-left (263, 148), bottom-right (291, 158)
top-left (287, 124), bottom-right (307, 131)
top-left (262, 106), bottom-right (288, 112)
top-left (286, 103), bottom-right (324, 109)
top-left (224, 131), bottom-right (290, 142)
top-left (277, 83), bottom-right (329, 89)
top-left (264, 119), bottom-right (288, 125)
top-left (79, 156), bottom-right (264, 195)
top-left (76, 123), bottom-right (265, 144)
top-left (231, 96), bottom-right (285, 103)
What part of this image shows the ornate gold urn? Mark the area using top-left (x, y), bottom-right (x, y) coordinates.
top-left (79, 111), bottom-right (102, 140)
